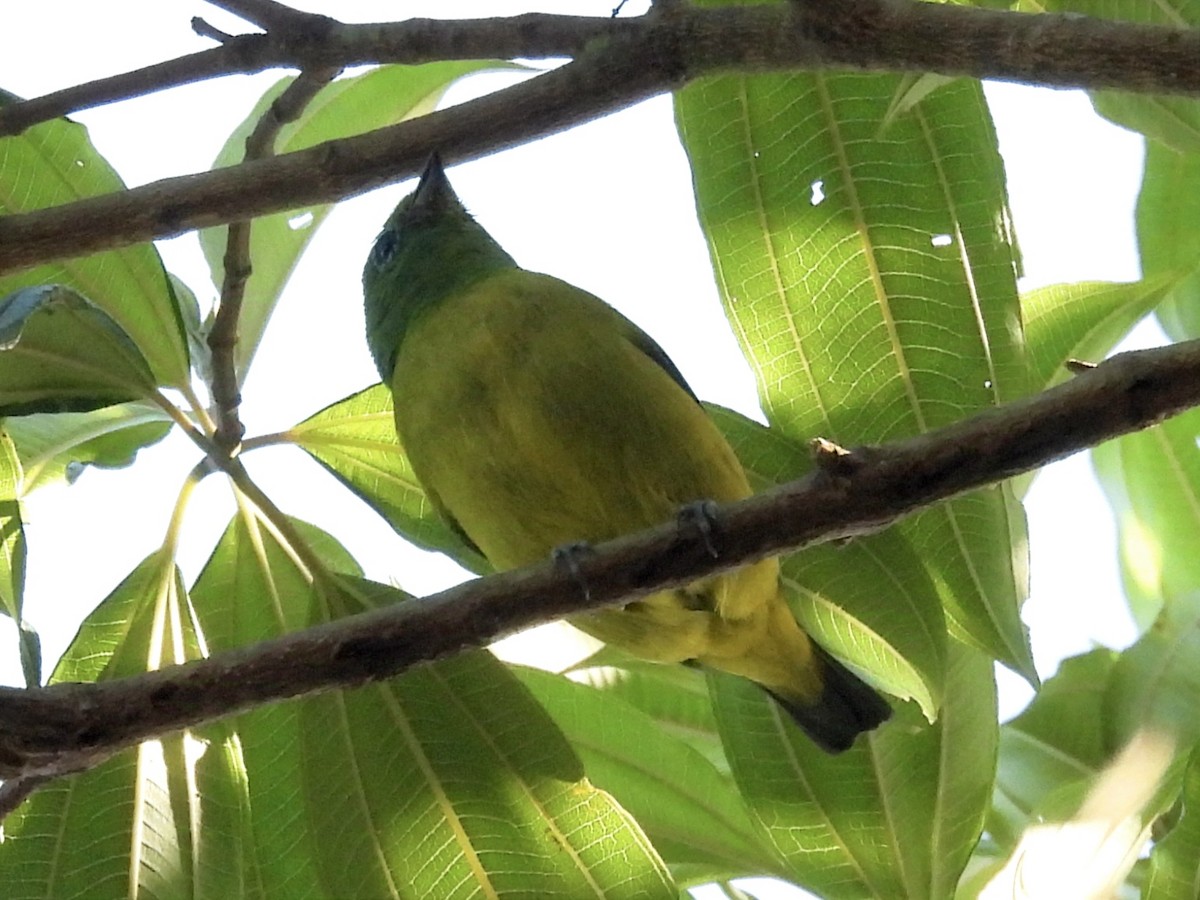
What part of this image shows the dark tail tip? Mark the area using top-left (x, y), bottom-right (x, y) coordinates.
top-left (765, 647), bottom-right (892, 754)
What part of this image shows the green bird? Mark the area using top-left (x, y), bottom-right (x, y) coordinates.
top-left (363, 156), bottom-right (890, 753)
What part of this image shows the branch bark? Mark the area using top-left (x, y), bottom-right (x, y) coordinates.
top-left (2, 337), bottom-right (1199, 782)
top-left (208, 64), bottom-right (341, 451)
top-left (0, 0), bottom-right (1197, 274)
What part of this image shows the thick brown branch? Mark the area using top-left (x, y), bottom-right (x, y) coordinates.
top-left (0, 31), bottom-right (678, 275)
top-left (1, 338), bottom-right (1198, 782)
top-left (0, 2), bottom-right (1197, 274)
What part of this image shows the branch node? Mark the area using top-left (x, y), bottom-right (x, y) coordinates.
top-left (677, 500), bottom-right (722, 559)
top-left (552, 543), bottom-right (596, 603)
top-left (811, 437), bottom-right (860, 477)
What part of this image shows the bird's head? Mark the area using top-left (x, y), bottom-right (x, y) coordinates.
top-left (362, 154), bottom-right (515, 382)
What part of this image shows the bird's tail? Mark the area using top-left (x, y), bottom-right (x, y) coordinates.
top-left (764, 645), bottom-right (892, 754)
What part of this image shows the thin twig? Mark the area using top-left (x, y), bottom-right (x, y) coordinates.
top-left (0, 15), bottom-right (630, 137)
top-left (191, 17), bottom-right (237, 43)
top-left (0, 43), bottom-right (258, 138)
top-left (1, 337), bottom-right (1200, 782)
top-left (206, 0), bottom-right (333, 32)
top-left (0, 3), bottom-right (1194, 135)
top-left (208, 65), bottom-right (340, 451)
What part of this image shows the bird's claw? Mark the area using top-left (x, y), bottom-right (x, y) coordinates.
top-left (678, 499), bottom-right (721, 559)
top-left (552, 541), bottom-right (596, 602)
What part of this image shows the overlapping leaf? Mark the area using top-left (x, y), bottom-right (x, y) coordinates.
top-left (1145, 748), bottom-right (1200, 899)
top-left (0, 285), bottom-right (158, 415)
top-left (1107, 603), bottom-right (1200, 746)
top-left (189, 509), bottom-right (673, 898)
top-left (987, 650), bottom-right (1188, 895)
top-left (1093, 408), bottom-right (1200, 629)
top-left (516, 666), bottom-right (782, 886)
top-left (990, 650), bottom-right (1118, 849)
top-left (3, 400), bottom-right (172, 492)
top-left (1016, 0), bottom-right (1200, 153)
top-left (568, 653), bottom-right (728, 771)
top-left (288, 382), bottom-right (487, 571)
top-left (0, 429), bottom-right (34, 685)
top-left (708, 641), bottom-right (996, 898)
top-left (1137, 139), bottom-right (1200, 341)
top-left (1021, 277), bottom-right (1176, 390)
top-left (677, 67), bottom-right (1029, 680)
top-left (0, 91), bottom-right (190, 386)
top-left (0, 551), bottom-right (252, 898)
top-left (200, 61), bottom-right (505, 378)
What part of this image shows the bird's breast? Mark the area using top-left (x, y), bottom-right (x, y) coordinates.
top-left (390, 270), bottom-right (754, 574)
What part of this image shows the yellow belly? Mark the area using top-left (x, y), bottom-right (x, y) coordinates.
top-left (391, 268), bottom-right (787, 666)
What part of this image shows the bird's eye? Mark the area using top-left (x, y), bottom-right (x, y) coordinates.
top-left (371, 230), bottom-right (399, 268)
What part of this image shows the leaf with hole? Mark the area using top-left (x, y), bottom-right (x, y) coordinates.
top-left (677, 68), bottom-right (1032, 682)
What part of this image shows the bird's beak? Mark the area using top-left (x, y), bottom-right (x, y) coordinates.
top-left (413, 152), bottom-right (450, 210)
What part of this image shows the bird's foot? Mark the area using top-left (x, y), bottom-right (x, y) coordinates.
top-left (677, 499), bottom-right (721, 559)
top-left (552, 541), bottom-right (596, 602)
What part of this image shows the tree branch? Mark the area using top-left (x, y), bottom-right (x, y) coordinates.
top-left (1, 338), bottom-right (1199, 784)
top-left (208, 64), bottom-right (340, 451)
top-left (1, 1), bottom-right (1197, 275)
top-left (0, 15), bottom-right (636, 138)
top-left (205, 0), bottom-right (333, 32)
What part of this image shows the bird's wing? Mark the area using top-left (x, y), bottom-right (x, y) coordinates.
top-left (620, 324), bottom-right (702, 406)
top-left (423, 479), bottom-right (485, 558)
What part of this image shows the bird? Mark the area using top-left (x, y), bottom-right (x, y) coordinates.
top-left (362, 155), bottom-right (890, 753)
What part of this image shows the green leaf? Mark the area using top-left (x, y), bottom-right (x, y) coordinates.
top-left (0, 285), bottom-right (158, 415)
top-left (677, 71), bottom-right (1033, 681)
top-left (4, 401), bottom-right (172, 492)
top-left (172, 273), bottom-right (213, 383)
top-left (568, 653), bottom-right (730, 772)
top-left (0, 91), bottom-right (190, 386)
top-left (0, 430), bottom-right (33, 685)
top-left (0, 551), bottom-right (254, 898)
top-left (784, 535), bottom-right (947, 721)
top-left (201, 61), bottom-right (505, 378)
top-left (1137, 139), bottom-right (1200, 342)
top-left (991, 649), bottom-right (1189, 898)
top-left (710, 641), bottom-right (996, 898)
top-left (516, 666), bottom-right (782, 885)
top-left (991, 650), bottom-right (1118, 848)
top-left (1022, 277), bottom-right (1177, 391)
top-left (1028, 0), bottom-right (1200, 152)
top-left (1146, 748), bottom-right (1200, 899)
top-left (286, 382), bottom-right (487, 571)
top-left (1107, 605), bottom-right (1200, 746)
top-left (878, 73), bottom-right (956, 133)
top-left (190, 510), bottom-right (674, 898)
top-left (1092, 93), bottom-right (1200, 155)
top-left (1092, 409), bottom-right (1200, 629)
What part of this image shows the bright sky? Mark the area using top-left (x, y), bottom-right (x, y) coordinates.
top-left (0, 3), bottom-right (1159, 896)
